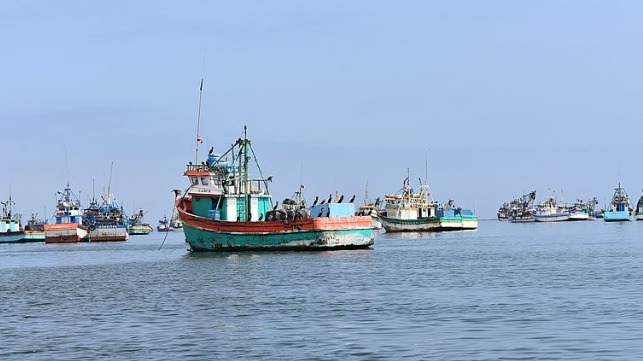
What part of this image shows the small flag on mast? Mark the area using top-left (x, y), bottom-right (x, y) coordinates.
top-left (197, 135), bottom-right (203, 144)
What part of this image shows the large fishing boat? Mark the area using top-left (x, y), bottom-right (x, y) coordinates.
top-left (128, 209), bottom-right (153, 235)
top-left (175, 127), bottom-right (376, 252)
top-left (508, 190), bottom-right (536, 223)
top-left (83, 194), bottom-right (129, 242)
top-left (374, 173), bottom-right (478, 232)
top-left (44, 184), bottom-right (88, 243)
top-left (604, 183), bottom-right (633, 222)
top-left (83, 163), bottom-right (129, 241)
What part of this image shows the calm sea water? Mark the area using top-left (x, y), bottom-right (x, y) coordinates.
top-left (2, 220), bottom-right (643, 360)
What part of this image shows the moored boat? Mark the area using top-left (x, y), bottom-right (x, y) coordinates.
top-left (83, 194), bottom-right (129, 242)
top-left (1, 196), bottom-right (43, 244)
top-left (497, 202), bottom-right (510, 221)
top-left (375, 173), bottom-right (478, 232)
top-left (509, 190), bottom-right (536, 223)
top-left (567, 198), bottom-right (597, 221)
top-left (635, 191), bottom-right (643, 221)
top-left (355, 185), bottom-right (382, 229)
top-left (44, 184), bottom-right (88, 243)
top-left (23, 213), bottom-right (46, 241)
top-left (603, 183), bottom-right (633, 222)
top-left (436, 199), bottom-right (479, 231)
top-left (532, 195), bottom-right (570, 222)
top-left (82, 164), bottom-right (129, 242)
top-left (157, 215), bottom-right (174, 232)
top-left (128, 209), bottom-right (153, 235)
top-left (175, 127), bottom-right (376, 252)
top-left (170, 213), bottom-right (183, 230)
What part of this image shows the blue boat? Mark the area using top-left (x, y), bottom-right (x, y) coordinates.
top-left (603, 183), bottom-right (633, 222)
top-left (82, 163), bottom-right (129, 241)
top-left (83, 194), bottom-right (129, 241)
top-left (0, 196), bottom-right (44, 243)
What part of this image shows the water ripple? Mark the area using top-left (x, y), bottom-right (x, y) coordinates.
top-left (3, 223), bottom-right (643, 359)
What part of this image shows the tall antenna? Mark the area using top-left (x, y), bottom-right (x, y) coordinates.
top-left (425, 148), bottom-right (430, 184)
top-left (107, 161), bottom-right (113, 202)
top-left (299, 163), bottom-right (304, 201)
top-left (64, 144), bottom-right (70, 186)
top-left (195, 78), bottom-right (204, 164)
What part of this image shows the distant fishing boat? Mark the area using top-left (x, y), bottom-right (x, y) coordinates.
top-left (532, 195), bottom-right (570, 222)
top-left (23, 213), bottom-right (46, 241)
top-left (437, 199), bottom-right (479, 231)
top-left (157, 215), bottom-right (174, 232)
top-left (604, 183), bottom-right (633, 222)
top-left (356, 184), bottom-right (382, 229)
top-left (128, 209), bottom-right (153, 235)
top-left (374, 172), bottom-right (478, 232)
top-left (0, 196), bottom-right (43, 243)
top-left (497, 202), bottom-right (511, 221)
top-left (635, 191), bottom-right (643, 221)
top-left (509, 190), bottom-right (536, 223)
top-left (82, 164), bottom-right (129, 242)
top-left (567, 198), bottom-right (597, 221)
top-left (170, 212), bottom-right (183, 230)
top-left (82, 196), bottom-right (129, 242)
top-left (44, 184), bottom-right (88, 243)
top-left (175, 127), bottom-right (376, 252)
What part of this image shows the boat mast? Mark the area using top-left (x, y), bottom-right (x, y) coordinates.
top-left (195, 78), bottom-right (204, 164)
top-left (243, 126), bottom-right (249, 194)
top-left (406, 168), bottom-right (411, 207)
top-left (243, 126), bottom-right (251, 220)
top-left (107, 162), bottom-right (113, 217)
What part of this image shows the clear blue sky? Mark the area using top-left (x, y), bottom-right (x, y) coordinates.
top-left (2, 1), bottom-right (643, 222)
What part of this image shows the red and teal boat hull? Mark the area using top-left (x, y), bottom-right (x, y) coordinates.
top-left (178, 204), bottom-right (375, 252)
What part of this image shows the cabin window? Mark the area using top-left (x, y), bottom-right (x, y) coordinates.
top-left (191, 177), bottom-right (199, 186)
top-left (201, 177), bottom-right (209, 185)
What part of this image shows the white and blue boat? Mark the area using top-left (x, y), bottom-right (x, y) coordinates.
top-left (1, 196), bottom-right (45, 243)
top-left (603, 183), bottom-right (633, 222)
top-left (83, 194), bottom-right (129, 241)
top-left (533, 195), bottom-right (570, 222)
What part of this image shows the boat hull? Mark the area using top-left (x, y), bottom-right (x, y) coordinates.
top-left (510, 216), bottom-right (535, 223)
top-left (128, 225), bottom-right (153, 235)
top-left (568, 212), bottom-right (591, 221)
top-left (0, 230), bottom-right (44, 243)
top-left (88, 225), bottom-right (129, 242)
top-left (532, 213), bottom-right (570, 222)
top-left (44, 223), bottom-right (88, 243)
top-left (377, 215), bottom-right (478, 232)
top-left (603, 211), bottom-right (633, 222)
top-left (179, 206), bottom-right (375, 252)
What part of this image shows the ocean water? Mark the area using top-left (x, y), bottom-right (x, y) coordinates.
top-left (2, 220), bottom-right (643, 360)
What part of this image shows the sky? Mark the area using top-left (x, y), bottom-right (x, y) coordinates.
top-left (2, 1), bottom-right (643, 223)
